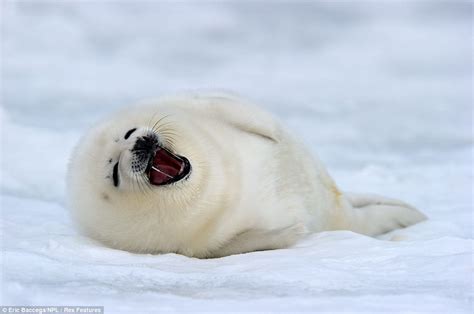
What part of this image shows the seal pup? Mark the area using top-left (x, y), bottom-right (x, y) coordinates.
top-left (67, 93), bottom-right (426, 258)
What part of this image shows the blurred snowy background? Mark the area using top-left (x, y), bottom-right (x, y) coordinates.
top-left (1, 1), bottom-right (472, 313)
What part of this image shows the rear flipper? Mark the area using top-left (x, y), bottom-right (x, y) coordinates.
top-left (344, 193), bottom-right (427, 236)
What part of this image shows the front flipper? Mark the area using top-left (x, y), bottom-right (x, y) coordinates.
top-left (211, 223), bottom-right (307, 258)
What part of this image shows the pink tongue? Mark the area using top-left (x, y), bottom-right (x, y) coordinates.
top-left (149, 148), bottom-right (185, 185)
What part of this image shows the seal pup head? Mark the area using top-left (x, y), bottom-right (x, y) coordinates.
top-left (67, 106), bottom-right (206, 253)
top-left (112, 127), bottom-right (191, 188)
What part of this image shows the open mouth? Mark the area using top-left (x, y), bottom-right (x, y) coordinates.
top-left (146, 147), bottom-right (191, 186)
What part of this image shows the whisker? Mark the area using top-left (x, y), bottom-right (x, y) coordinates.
top-left (153, 124), bottom-right (177, 136)
top-left (135, 172), bottom-right (147, 196)
top-left (152, 115), bottom-right (172, 133)
top-left (130, 173), bottom-right (141, 202)
top-left (141, 173), bottom-right (153, 193)
top-left (146, 110), bottom-right (162, 131)
top-left (157, 129), bottom-right (179, 137)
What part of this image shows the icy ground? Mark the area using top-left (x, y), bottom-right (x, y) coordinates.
top-left (1, 2), bottom-right (472, 313)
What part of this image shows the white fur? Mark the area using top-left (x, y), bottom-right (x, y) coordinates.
top-left (67, 93), bottom-right (427, 258)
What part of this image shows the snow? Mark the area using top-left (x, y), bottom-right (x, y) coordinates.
top-left (1, 1), bottom-right (472, 313)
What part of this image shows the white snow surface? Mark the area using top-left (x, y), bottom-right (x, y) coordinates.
top-left (1, 2), bottom-right (472, 313)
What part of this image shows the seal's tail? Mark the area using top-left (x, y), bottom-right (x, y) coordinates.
top-left (342, 193), bottom-right (427, 236)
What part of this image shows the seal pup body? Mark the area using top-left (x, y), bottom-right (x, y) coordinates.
top-left (68, 93), bottom-right (426, 258)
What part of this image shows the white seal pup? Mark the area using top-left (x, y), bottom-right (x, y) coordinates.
top-left (67, 93), bottom-right (426, 258)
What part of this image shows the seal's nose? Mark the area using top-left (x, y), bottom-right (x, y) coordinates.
top-left (130, 133), bottom-right (159, 173)
top-left (132, 134), bottom-right (158, 154)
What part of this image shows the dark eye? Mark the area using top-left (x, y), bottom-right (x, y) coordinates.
top-left (124, 128), bottom-right (137, 140)
top-left (112, 162), bottom-right (119, 187)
